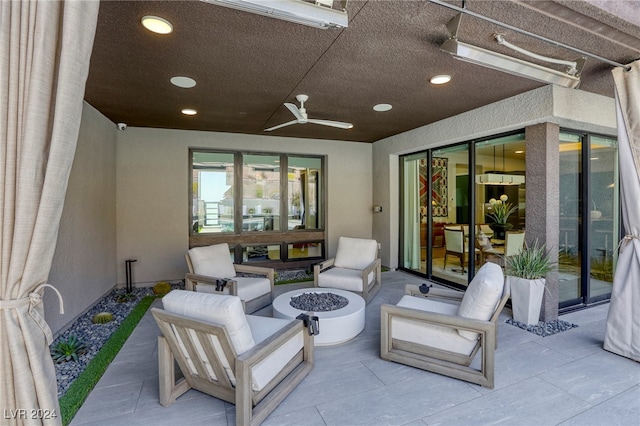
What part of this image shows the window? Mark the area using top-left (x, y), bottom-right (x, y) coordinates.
top-left (190, 149), bottom-right (325, 265)
top-left (192, 151), bottom-right (234, 233)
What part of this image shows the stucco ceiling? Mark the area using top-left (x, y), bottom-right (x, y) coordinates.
top-left (85, 0), bottom-right (640, 143)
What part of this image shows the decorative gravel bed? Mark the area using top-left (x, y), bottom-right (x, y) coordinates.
top-left (51, 286), bottom-right (170, 397)
top-left (289, 291), bottom-right (349, 311)
top-left (52, 269), bottom-right (311, 397)
top-left (506, 318), bottom-right (579, 336)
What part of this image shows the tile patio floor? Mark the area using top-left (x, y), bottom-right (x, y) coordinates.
top-left (70, 270), bottom-right (640, 426)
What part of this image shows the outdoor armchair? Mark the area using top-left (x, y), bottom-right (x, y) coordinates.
top-left (313, 236), bottom-right (382, 303)
top-left (152, 290), bottom-right (315, 426)
top-left (185, 243), bottom-right (275, 313)
top-left (380, 262), bottom-right (509, 388)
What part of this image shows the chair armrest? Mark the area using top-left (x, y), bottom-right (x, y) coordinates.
top-left (236, 318), bottom-right (310, 367)
top-left (361, 258), bottom-right (381, 276)
top-left (381, 303), bottom-right (494, 335)
top-left (185, 273), bottom-right (238, 295)
top-left (405, 284), bottom-right (464, 302)
top-left (234, 264), bottom-right (274, 280)
top-left (233, 264), bottom-right (275, 292)
top-left (313, 258), bottom-right (335, 286)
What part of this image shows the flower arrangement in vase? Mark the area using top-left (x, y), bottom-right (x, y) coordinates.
top-left (487, 194), bottom-right (518, 239)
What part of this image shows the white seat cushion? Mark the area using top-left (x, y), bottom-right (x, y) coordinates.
top-left (162, 290), bottom-right (255, 354)
top-left (196, 277), bottom-right (271, 302)
top-left (334, 237), bottom-right (378, 270)
top-left (245, 316), bottom-right (304, 391)
top-left (457, 262), bottom-right (504, 340)
top-left (392, 295), bottom-right (476, 355)
top-left (317, 267), bottom-right (373, 292)
top-left (188, 243), bottom-right (237, 278)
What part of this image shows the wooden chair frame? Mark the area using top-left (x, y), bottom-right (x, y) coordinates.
top-left (185, 254), bottom-right (275, 314)
top-left (152, 308), bottom-right (314, 426)
top-left (313, 256), bottom-right (382, 303)
top-left (380, 283), bottom-right (510, 389)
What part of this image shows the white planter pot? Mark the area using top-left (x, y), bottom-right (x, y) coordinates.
top-left (508, 276), bottom-right (545, 326)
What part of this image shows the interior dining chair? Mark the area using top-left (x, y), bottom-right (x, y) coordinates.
top-left (483, 231), bottom-right (526, 267)
top-left (444, 227), bottom-right (480, 273)
top-left (152, 290), bottom-right (314, 426)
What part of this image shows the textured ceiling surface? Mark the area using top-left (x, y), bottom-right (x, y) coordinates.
top-left (85, 0), bottom-right (640, 143)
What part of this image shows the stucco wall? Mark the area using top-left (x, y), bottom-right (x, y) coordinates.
top-left (46, 103), bottom-right (117, 334)
top-left (116, 128), bottom-right (373, 285)
top-left (372, 85), bottom-right (617, 269)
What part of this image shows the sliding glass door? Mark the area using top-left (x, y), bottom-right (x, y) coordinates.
top-left (558, 132), bottom-right (619, 307)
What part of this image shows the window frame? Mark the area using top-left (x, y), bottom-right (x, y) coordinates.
top-left (189, 148), bottom-right (326, 266)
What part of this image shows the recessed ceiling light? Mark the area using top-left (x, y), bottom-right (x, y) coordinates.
top-left (170, 76), bottom-right (196, 88)
top-left (373, 104), bottom-right (392, 112)
top-left (181, 108), bottom-right (197, 116)
top-left (430, 75), bottom-right (451, 85)
top-left (141, 16), bottom-right (173, 34)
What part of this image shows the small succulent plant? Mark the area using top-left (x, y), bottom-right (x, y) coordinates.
top-left (92, 312), bottom-right (114, 324)
top-left (115, 292), bottom-right (136, 303)
top-left (153, 281), bottom-right (171, 296)
top-left (51, 334), bottom-right (87, 363)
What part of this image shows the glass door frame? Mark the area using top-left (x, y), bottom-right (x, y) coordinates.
top-left (559, 130), bottom-right (621, 311)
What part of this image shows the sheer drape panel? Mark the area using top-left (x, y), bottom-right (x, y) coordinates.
top-left (403, 161), bottom-right (420, 269)
top-left (604, 60), bottom-right (640, 362)
top-left (0, 1), bottom-right (99, 425)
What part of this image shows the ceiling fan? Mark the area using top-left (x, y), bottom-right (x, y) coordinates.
top-left (264, 94), bottom-right (353, 132)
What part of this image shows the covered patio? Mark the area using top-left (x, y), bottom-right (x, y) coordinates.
top-left (69, 270), bottom-right (639, 426)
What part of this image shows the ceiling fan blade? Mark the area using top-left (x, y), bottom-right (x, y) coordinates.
top-left (264, 120), bottom-right (299, 132)
top-left (284, 103), bottom-right (305, 121)
top-left (307, 119), bottom-right (353, 129)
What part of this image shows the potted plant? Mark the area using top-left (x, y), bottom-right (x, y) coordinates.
top-left (504, 241), bottom-right (553, 325)
top-left (487, 195), bottom-right (518, 240)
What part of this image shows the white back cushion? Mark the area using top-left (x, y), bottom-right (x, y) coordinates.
top-left (188, 243), bottom-right (237, 278)
top-left (162, 290), bottom-right (255, 354)
top-left (334, 237), bottom-right (378, 270)
top-left (457, 262), bottom-right (504, 340)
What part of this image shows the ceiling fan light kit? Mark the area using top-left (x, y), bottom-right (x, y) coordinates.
top-left (265, 94), bottom-right (353, 132)
top-left (200, 0), bottom-right (349, 29)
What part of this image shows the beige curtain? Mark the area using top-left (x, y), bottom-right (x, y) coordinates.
top-left (604, 60), bottom-right (640, 362)
top-left (0, 1), bottom-right (99, 425)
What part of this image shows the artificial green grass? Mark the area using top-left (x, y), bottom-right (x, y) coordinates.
top-left (275, 276), bottom-right (314, 285)
top-left (58, 295), bottom-right (156, 425)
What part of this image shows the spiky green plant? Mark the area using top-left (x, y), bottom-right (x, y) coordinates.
top-left (51, 334), bottom-right (87, 363)
top-left (505, 241), bottom-right (554, 280)
top-left (92, 312), bottom-right (114, 324)
top-left (115, 292), bottom-right (136, 303)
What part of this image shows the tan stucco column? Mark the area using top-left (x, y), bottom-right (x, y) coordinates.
top-left (525, 123), bottom-right (560, 322)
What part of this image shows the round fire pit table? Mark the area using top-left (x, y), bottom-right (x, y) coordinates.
top-left (272, 288), bottom-right (365, 346)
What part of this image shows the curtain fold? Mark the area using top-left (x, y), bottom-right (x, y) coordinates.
top-left (403, 160), bottom-right (421, 269)
top-left (0, 1), bottom-right (99, 424)
top-left (604, 60), bottom-right (640, 362)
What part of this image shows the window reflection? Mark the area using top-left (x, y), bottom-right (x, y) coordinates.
top-left (288, 157), bottom-right (322, 230)
top-left (192, 152), bottom-right (234, 233)
top-left (243, 154), bottom-right (280, 232)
